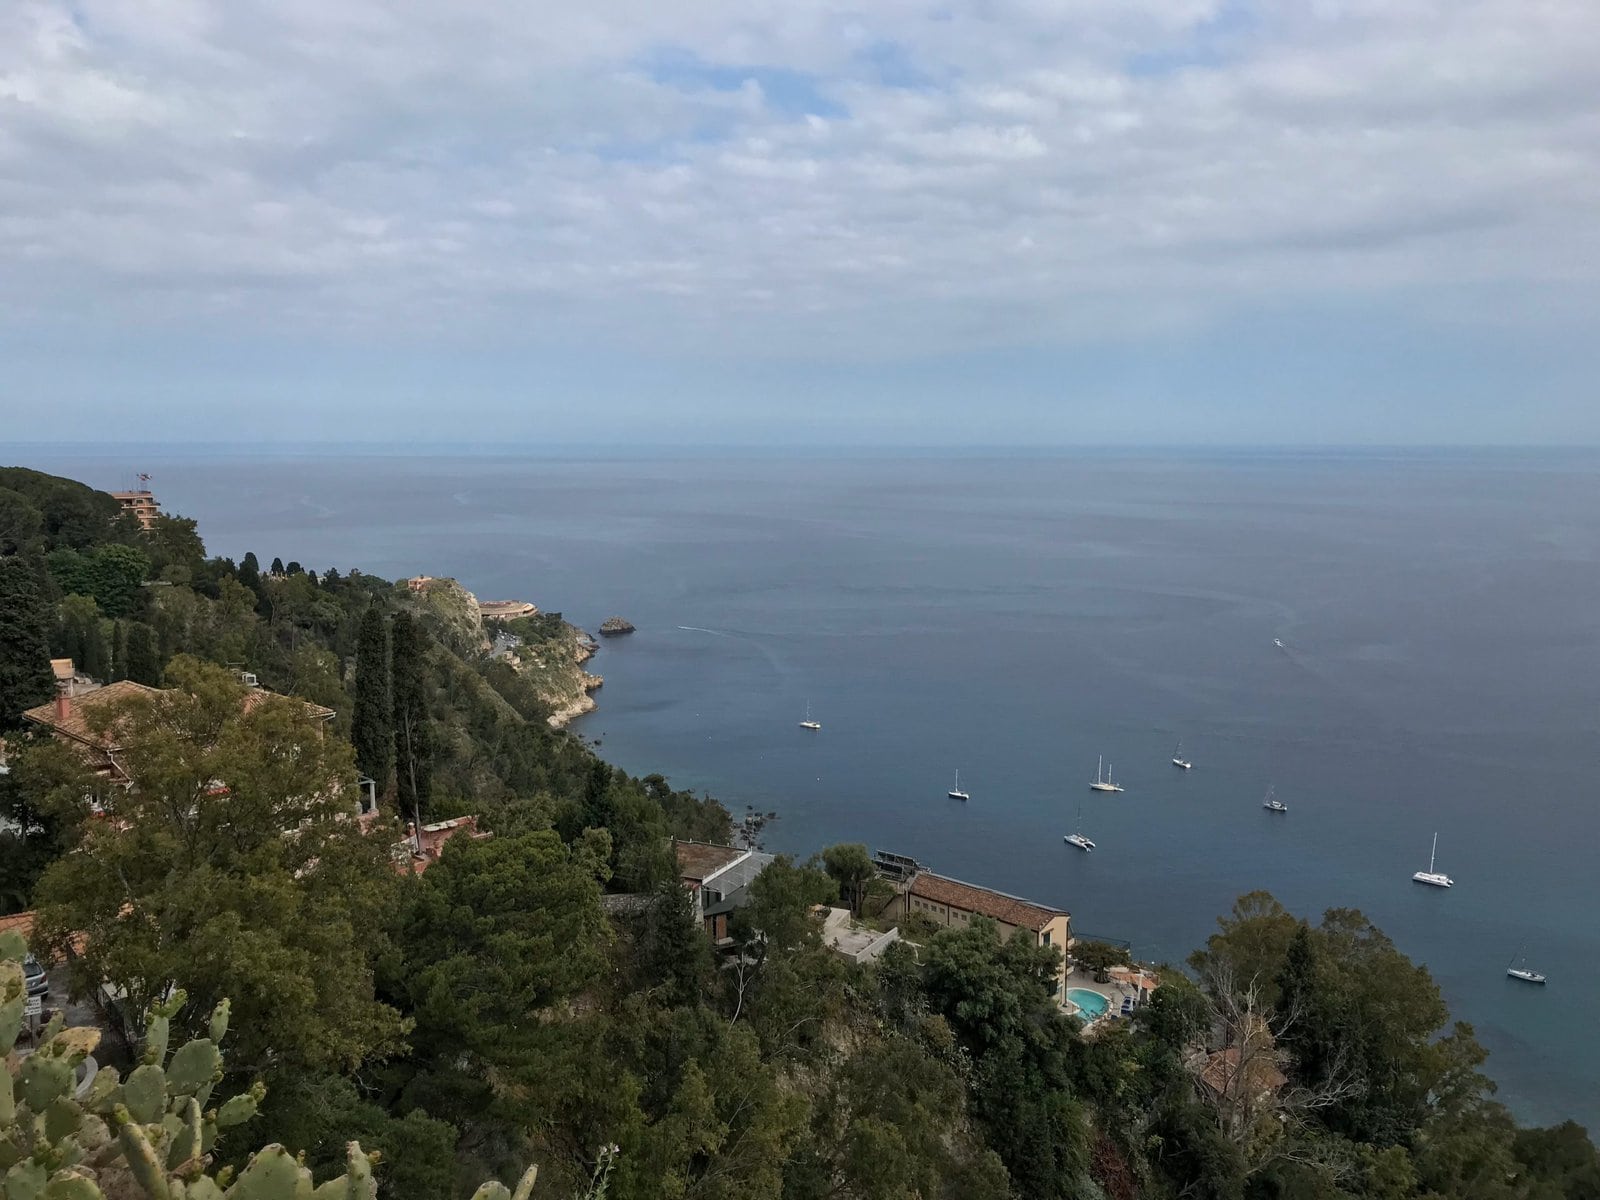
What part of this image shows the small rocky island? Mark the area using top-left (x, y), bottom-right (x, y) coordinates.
top-left (598, 616), bottom-right (636, 636)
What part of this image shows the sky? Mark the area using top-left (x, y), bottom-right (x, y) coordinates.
top-left (3, 0), bottom-right (1599, 446)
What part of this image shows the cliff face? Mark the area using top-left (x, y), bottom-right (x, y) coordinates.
top-left (505, 618), bottom-right (603, 727)
top-left (405, 579), bottom-right (600, 727)
top-left (404, 577), bottom-right (491, 656)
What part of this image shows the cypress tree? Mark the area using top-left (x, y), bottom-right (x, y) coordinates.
top-left (352, 605), bottom-right (393, 794)
top-left (0, 555), bottom-right (55, 727)
top-left (111, 620), bottom-right (129, 681)
top-left (269, 556), bottom-right (285, 577)
top-left (391, 610), bottom-right (432, 820)
top-left (124, 622), bottom-right (162, 686)
top-left (80, 618), bottom-right (110, 682)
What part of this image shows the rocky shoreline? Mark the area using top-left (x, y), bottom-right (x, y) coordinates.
top-left (405, 575), bottom-right (609, 729)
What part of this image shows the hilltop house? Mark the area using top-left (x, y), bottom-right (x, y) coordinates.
top-left (22, 674), bottom-right (334, 788)
top-left (890, 870), bottom-right (1072, 1003)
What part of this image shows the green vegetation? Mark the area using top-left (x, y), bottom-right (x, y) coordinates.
top-left (0, 467), bottom-right (1595, 1199)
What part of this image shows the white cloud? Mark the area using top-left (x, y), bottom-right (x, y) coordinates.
top-left (0, 0), bottom-right (1597, 357)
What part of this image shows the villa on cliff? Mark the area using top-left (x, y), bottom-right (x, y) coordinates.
top-left (888, 870), bottom-right (1071, 1003)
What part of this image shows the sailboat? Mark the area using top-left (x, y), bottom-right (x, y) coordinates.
top-left (1411, 832), bottom-right (1453, 887)
top-left (947, 770), bottom-right (969, 802)
top-left (798, 701), bottom-right (821, 731)
top-left (1506, 942), bottom-right (1545, 985)
top-left (1089, 756), bottom-right (1124, 793)
top-left (1262, 784), bottom-right (1287, 813)
top-left (1171, 739), bottom-right (1192, 770)
top-left (1064, 801), bottom-right (1095, 851)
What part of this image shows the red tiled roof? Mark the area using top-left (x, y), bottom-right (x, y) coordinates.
top-left (23, 681), bottom-right (334, 749)
top-left (0, 911), bottom-right (35, 942)
top-left (20, 681), bottom-right (161, 749)
top-left (674, 841), bottom-right (746, 883)
top-left (909, 872), bottom-right (1067, 932)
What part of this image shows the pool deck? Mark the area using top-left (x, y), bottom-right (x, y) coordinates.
top-left (1061, 964), bottom-right (1158, 1028)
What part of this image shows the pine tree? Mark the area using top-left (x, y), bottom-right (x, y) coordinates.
top-left (124, 621), bottom-right (163, 686)
top-left (0, 555), bottom-right (55, 726)
top-left (391, 610), bottom-right (432, 820)
top-left (269, 556), bottom-right (285, 577)
top-left (352, 604), bottom-right (393, 794)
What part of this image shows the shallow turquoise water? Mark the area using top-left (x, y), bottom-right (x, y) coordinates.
top-left (1067, 988), bottom-right (1111, 1019)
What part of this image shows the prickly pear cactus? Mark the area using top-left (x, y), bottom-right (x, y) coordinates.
top-left (0, 937), bottom-right (390, 1200)
top-left (1, 937), bottom-right (572, 1199)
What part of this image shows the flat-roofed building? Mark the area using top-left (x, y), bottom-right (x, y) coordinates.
top-left (110, 490), bottom-right (160, 531)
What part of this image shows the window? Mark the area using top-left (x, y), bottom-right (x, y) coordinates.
top-left (1042, 930), bottom-right (1051, 946)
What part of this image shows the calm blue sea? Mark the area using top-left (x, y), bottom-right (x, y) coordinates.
top-left (15, 445), bottom-right (1600, 1131)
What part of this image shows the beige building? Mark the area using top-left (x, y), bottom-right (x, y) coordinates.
top-left (893, 871), bottom-right (1071, 1002)
top-left (110, 490), bottom-right (160, 531)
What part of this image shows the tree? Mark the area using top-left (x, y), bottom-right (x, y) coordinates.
top-left (0, 485), bottom-right (44, 555)
top-left (352, 605), bottom-right (392, 794)
top-left (33, 656), bottom-right (408, 1075)
top-left (391, 609), bottom-right (433, 820)
top-left (46, 542), bottom-right (150, 617)
top-left (1072, 939), bottom-right (1133, 976)
top-left (820, 842), bottom-right (874, 916)
top-left (125, 620), bottom-right (163, 685)
top-left (147, 513), bottom-right (207, 583)
top-left (0, 554), bottom-right (54, 726)
top-left (111, 618), bottom-right (129, 681)
top-left (270, 556), bottom-right (285, 576)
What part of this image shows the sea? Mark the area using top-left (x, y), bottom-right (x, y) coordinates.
top-left (14, 444), bottom-right (1600, 1131)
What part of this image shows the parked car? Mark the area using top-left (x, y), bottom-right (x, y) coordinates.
top-left (23, 954), bottom-right (48, 998)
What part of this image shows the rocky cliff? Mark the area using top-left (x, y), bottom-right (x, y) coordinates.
top-left (405, 578), bottom-right (601, 727)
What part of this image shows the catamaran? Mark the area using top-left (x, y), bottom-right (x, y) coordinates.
top-left (1089, 756), bottom-right (1124, 793)
top-left (1506, 942), bottom-right (1545, 984)
top-left (1412, 832), bottom-right (1453, 887)
top-left (948, 770), bottom-right (969, 802)
top-left (1171, 739), bottom-right (1191, 770)
top-left (798, 701), bottom-right (821, 731)
top-left (1262, 784), bottom-right (1287, 813)
top-left (1064, 802), bottom-right (1095, 851)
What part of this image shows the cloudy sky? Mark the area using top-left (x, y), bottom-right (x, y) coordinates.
top-left (4, 0), bottom-right (1599, 445)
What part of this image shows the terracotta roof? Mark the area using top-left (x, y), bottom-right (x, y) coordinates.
top-left (20, 681), bottom-right (162, 749)
top-left (674, 841), bottom-right (746, 883)
top-left (0, 911), bottom-right (35, 942)
top-left (1199, 1046), bottom-right (1287, 1097)
top-left (909, 871), bottom-right (1068, 932)
top-left (23, 681), bottom-right (334, 749)
top-left (242, 689), bottom-right (335, 721)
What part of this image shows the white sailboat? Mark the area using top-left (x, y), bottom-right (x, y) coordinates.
top-left (948, 770), bottom-right (969, 802)
top-left (1089, 755), bottom-right (1124, 793)
top-left (1064, 801), bottom-right (1095, 851)
top-left (1506, 942), bottom-right (1545, 984)
top-left (1262, 784), bottom-right (1287, 813)
top-left (1412, 832), bottom-right (1453, 887)
top-left (1171, 739), bottom-right (1191, 770)
top-left (798, 701), bottom-right (821, 731)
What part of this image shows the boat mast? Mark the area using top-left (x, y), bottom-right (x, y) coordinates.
top-left (1428, 832), bottom-right (1438, 873)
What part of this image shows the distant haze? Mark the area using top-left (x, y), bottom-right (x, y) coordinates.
top-left (3, 1), bottom-right (1599, 444)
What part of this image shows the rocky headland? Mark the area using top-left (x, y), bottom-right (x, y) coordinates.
top-left (404, 576), bottom-right (603, 727)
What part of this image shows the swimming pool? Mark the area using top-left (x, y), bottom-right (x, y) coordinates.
top-left (1066, 988), bottom-right (1111, 1019)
